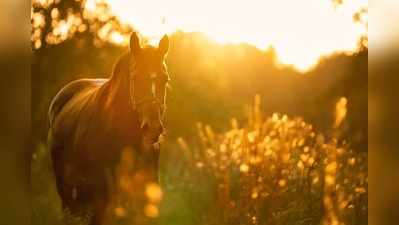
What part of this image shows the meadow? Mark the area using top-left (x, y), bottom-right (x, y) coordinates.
top-left (31, 91), bottom-right (367, 225)
top-left (31, 1), bottom-right (368, 224)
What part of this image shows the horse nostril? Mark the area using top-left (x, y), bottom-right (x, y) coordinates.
top-left (141, 123), bottom-right (149, 132)
top-left (140, 117), bottom-right (150, 130)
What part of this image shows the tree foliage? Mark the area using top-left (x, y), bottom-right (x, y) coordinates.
top-left (31, 0), bottom-right (131, 49)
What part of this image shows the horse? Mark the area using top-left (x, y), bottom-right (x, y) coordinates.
top-left (47, 32), bottom-right (170, 225)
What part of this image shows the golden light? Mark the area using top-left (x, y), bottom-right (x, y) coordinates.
top-left (145, 182), bottom-right (163, 204)
top-left (109, 31), bottom-right (127, 44)
top-left (144, 204), bottom-right (159, 218)
top-left (239, 163), bottom-right (249, 173)
top-left (114, 206), bottom-right (126, 218)
top-left (334, 97), bottom-right (348, 128)
top-left (58, 21), bottom-right (70, 36)
top-left (85, 0), bottom-right (97, 12)
top-left (104, 0), bottom-right (367, 72)
top-left (278, 179), bottom-right (287, 187)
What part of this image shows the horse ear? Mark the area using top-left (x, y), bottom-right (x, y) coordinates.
top-left (158, 35), bottom-right (169, 56)
top-left (130, 32), bottom-right (141, 54)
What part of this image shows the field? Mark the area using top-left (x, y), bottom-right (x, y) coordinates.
top-left (31, 93), bottom-right (367, 225)
top-left (31, 1), bottom-right (368, 224)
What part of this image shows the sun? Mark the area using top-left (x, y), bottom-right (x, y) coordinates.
top-left (103, 0), bottom-right (367, 72)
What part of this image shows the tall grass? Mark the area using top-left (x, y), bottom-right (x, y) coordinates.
top-left (31, 96), bottom-right (367, 225)
top-left (170, 95), bottom-right (367, 225)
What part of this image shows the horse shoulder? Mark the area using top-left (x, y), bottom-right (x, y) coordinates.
top-left (48, 78), bottom-right (108, 127)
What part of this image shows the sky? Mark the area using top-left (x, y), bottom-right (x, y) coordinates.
top-left (100, 0), bottom-right (368, 72)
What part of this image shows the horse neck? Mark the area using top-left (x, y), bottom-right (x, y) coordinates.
top-left (106, 53), bottom-right (137, 119)
top-left (102, 53), bottom-right (143, 147)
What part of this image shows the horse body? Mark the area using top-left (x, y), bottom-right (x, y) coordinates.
top-left (48, 33), bottom-right (169, 225)
top-left (49, 61), bottom-right (141, 223)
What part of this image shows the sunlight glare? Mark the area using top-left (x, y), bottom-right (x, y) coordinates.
top-left (105, 0), bottom-right (367, 72)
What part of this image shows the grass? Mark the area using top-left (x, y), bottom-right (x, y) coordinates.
top-left (31, 96), bottom-right (367, 225)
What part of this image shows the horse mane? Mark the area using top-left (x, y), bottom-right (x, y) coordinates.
top-left (110, 51), bottom-right (130, 82)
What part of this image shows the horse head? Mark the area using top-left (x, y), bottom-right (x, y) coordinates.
top-left (128, 32), bottom-right (170, 150)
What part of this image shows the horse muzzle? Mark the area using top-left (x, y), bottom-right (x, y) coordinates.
top-left (141, 119), bottom-right (164, 147)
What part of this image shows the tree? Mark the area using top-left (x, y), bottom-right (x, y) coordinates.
top-left (31, 0), bottom-right (131, 50)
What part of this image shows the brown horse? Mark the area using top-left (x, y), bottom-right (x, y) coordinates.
top-left (48, 32), bottom-right (170, 225)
